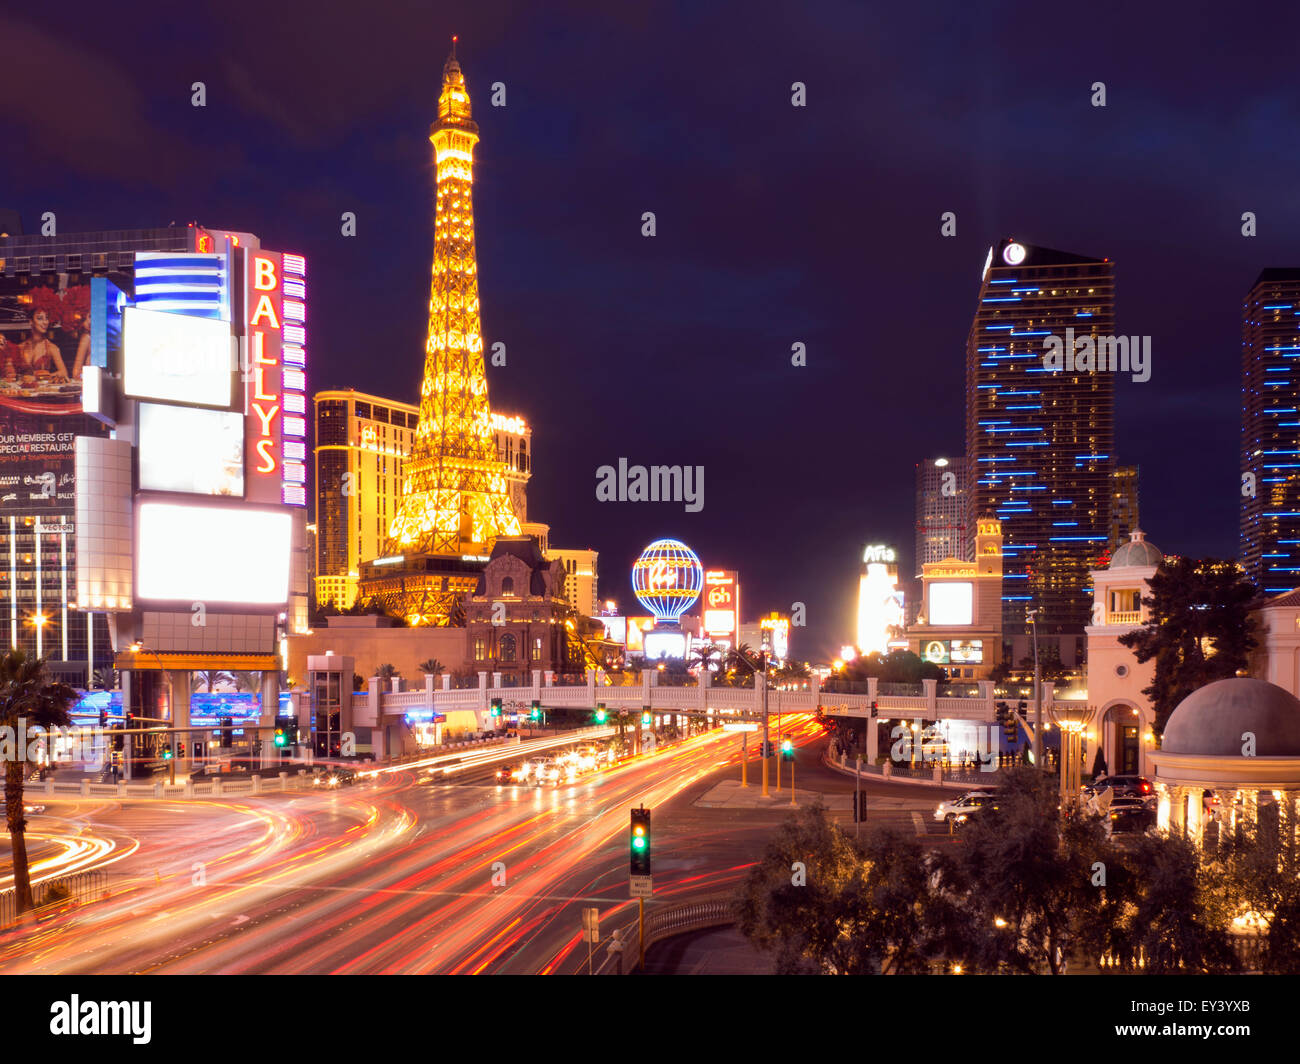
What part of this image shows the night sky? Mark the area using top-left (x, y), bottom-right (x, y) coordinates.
top-left (7, 2), bottom-right (1300, 659)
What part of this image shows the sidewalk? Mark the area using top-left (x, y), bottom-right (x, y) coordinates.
top-left (693, 778), bottom-right (940, 812)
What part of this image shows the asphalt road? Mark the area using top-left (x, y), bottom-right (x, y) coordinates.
top-left (0, 716), bottom-right (968, 974)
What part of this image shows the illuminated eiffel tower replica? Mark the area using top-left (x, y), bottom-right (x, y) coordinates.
top-left (361, 41), bottom-right (522, 626)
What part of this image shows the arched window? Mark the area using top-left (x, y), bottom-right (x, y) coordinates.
top-left (501, 576), bottom-right (515, 595)
top-left (499, 633), bottom-right (517, 662)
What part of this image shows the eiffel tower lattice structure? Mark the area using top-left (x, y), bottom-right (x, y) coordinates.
top-left (364, 41), bottom-right (521, 626)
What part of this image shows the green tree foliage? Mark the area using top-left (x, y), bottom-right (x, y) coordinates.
top-left (841, 649), bottom-right (943, 684)
top-left (1, 651), bottom-right (78, 913)
top-left (930, 767), bottom-right (1108, 973)
top-left (736, 802), bottom-right (936, 973)
top-left (1118, 558), bottom-right (1259, 731)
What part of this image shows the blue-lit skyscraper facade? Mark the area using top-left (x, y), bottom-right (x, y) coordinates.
top-left (1241, 268), bottom-right (1300, 594)
top-left (965, 238), bottom-right (1115, 642)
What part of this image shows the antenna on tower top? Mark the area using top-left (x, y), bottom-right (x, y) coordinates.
top-left (451, 35), bottom-right (458, 57)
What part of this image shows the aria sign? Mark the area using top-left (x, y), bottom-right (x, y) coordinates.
top-left (863, 544), bottom-right (896, 565)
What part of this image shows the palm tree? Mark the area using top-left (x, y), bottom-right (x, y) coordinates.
top-left (418, 659), bottom-right (446, 678)
top-left (1, 650), bottom-right (78, 914)
top-left (690, 643), bottom-right (722, 673)
top-left (728, 643), bottom-right (761, 675)
top-left (374, 663), bottom-right (400, 683)
top-left (191, 670), bottom-right (232, 693)
top-left (91, 666), bottom-right (118, 691)
top-left (230, 671), bottom-right (263, 694)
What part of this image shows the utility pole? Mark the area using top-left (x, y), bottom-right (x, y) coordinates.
top-left (760, 646), bottom-right (770, 798)
top-left (1030, 609), bottom-right (1042, 770)
top-left (855, 755), bottom-right (862, 839)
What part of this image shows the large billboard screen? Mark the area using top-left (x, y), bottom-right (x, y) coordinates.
top-left (928, 581), bottom-right (974, 626)
top-left (136, 502), bottom-right (290, 604)
top-left (702, 569), bottom-right (738, 637)
top-left (123, 306), bottom-right (234, 408)
top-left (138, 403), bottom-right (244, 496)
top-left (0, 276), bottom-right (108, 515)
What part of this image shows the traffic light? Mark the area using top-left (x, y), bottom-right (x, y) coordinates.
top-left (490, 698), bottom-right (502, 719)
top-left (629, 807), bottom-right (651, 876)
top-left (995, 701), bottom-right (1017, 746)
top-left (595, 703), bottom-right (607, 724)
top-left (853, 790), bottom-right (868, 823)
top-left (274, 723), bottom-right (289, 748)
top-left (641, 710), bottom-right (651, 727)
top-left (161, 746), bottom-right (173, 761)
top-left (98, 709), bottom-right (108, 728)
top-left (530, 700), bottom-right (541, 722)
top-left (781, 738), bottom-right (794, 762)
top-left (869, 701), bottom-right (878, 719)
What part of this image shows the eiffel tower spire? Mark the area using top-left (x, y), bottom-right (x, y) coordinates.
top-left (385, 43), bottom-right (521, 559)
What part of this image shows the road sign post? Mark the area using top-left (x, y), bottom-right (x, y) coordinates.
top-left (581, 906), bottom-right (599, 974)
top-left (855, 756), bottom-right (862, 838)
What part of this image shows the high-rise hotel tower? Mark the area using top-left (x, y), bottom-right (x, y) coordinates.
top-left (966, 238), bottom-right (1115, 661)
top-left (1241, 268), bottom-right (1300, 594)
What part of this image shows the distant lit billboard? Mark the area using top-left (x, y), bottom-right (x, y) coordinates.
top-left (136, 502), bottom-right (290, 604)
top-left (702, 569), bottom-right (739, 637)
top-left (643, 629), bottom-right (686, 660)
top-left (761, 614), bottom-right (790, 660)
top-left (928, 581), bottom-right (973, 626)
top-left (626, 616), bottom-right (654, 654)
top-left (922, 639), bottom-right (949, 664)
top-left (0, 275), bottom-right (107, 517)
top-left (138, 403), bottom-right (244, 496)
top-left (123, 305), bottom-right (234, 408)
top-left (599, 616), bottom-right (628, 645)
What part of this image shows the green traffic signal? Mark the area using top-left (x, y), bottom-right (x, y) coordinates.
top-left (641, 712), bottom-right (651, 726)
top-left (162, 747), bottom-right (173, 760)
top-left (595, 704), bottom-right (607, 724)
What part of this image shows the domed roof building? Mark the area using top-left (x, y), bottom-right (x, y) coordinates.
top-left (1108, 528), bottom-right (1163, 570)
top-left (1149, 677), bottom-right (1300, 847)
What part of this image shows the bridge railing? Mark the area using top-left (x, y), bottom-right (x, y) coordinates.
top-left (0, 869), bottom-right (112, 931)
top-left (592, 896), bottom-right (737, 974)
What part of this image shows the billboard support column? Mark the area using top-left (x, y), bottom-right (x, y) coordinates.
top-left (259, 669), bottom-right (278, 768)
top-left (170, 671), bottom-right (191, 773)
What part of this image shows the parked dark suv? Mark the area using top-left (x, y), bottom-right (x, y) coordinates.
top-left (1083, 774), bottom-right (1153, 801)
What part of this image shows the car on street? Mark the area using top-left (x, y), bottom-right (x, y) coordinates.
top-left (23, 803), bottom-right (45, 815)
top-left (934, 791), bottom-right (995, 822)
top-left (1082, 774), bottom-right (1154, 801)
top-left (935, 791), bottom-right (1000, 826)
top-left (522, 757), bottom-right (549, 782)
top-left (312, 767), bottom-right (358, 788)
top-left (1107, 796), bottom-right (1157, 836)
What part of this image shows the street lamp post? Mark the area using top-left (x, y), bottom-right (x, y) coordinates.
top-left (1049, 701), bottom-right (1095, 813)
top-left (760, 644), bottom-right (770, 798)
top-left (128, 642), bottom-right (174, 781)
top-left (1028, 610), bottom-right (1042, 770)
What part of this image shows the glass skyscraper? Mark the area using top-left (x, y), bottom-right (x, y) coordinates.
top-left (965, 238), bottom-right (1115, 645)
top-left (1241, 268), bottom-right (1300, 594)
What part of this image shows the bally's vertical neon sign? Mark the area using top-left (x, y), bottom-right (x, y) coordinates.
top-left (244, 251), bottom-right (307, 506)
